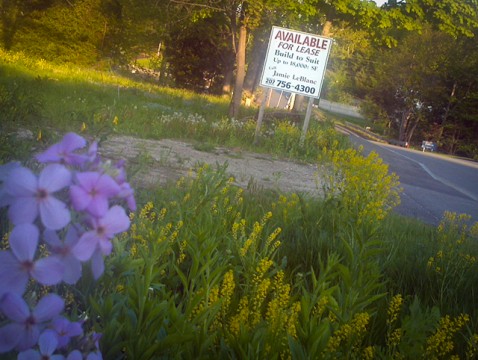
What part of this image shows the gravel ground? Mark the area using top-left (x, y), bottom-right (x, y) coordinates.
top-left (100, 135), bottom-right (324, 196)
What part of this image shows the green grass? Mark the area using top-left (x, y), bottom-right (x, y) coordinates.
top-left (0, 48), bottom-right (349, 163)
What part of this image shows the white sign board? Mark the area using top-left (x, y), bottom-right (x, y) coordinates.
top-left (260, 26), bottom-right (332, 99)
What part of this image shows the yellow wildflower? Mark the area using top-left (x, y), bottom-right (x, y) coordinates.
top-left (230, 297), bottom-right (250, 336)
top-left (426, 314), bottom-right (470, 359)
top-left (387, 294), bottom-right (403, 325)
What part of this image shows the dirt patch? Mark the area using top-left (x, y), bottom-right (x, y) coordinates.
top-left (100, 135), bottom-right (324, 196)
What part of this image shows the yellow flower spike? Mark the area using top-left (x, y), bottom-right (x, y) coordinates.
top-left (387, 294), bottom-right (403, 325)
top-left (313, 296), bottom-right (329, 317)
top-left (220, 270), bottom-right (235, 315)
top-left (387, 328), bottom-right (403, 347)
top-left (325, 313), bottom-right (370, 354)
top-left (362, 346), bottom-right (375, 360)
top-left (37, 130), bottom-right (42, 141)
top-left (81, 122), bottom-right (87, 132)
top-left (130, 243), bottom-right (137, 257)
top-left (266, 227), bottom-right (282, 248)
top-left (113, 115), bottom-right (119, 125)
top-left (229, 297), bottom-right (250, 336)
top-left (466, 333), bottom-right (478, 359)
top-left (426, 314), bottom-right (470, 358)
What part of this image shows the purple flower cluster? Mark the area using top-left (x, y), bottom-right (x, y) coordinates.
top-left (0, 133), bottom-right (135, 358)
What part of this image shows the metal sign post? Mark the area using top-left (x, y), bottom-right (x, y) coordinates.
top-left (300, 97), bottom-right (315, 146)
top-left (254, 88), bottom-right (271, 144)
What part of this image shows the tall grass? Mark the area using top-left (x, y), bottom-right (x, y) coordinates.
top-left (76, 164), bottom-right (477, 359)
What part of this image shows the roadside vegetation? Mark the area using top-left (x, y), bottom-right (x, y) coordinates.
top-left (1, 51), bottom-right (478, 359)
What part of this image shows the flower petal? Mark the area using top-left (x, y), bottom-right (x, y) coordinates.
top-left (98, 238), bottom-right (112, 257)
top-left (9, 223), bottom-right (39, 262)
top-left (18, 349), bottom-right (41, 360)
top-left (87, 196), bottom-right (109, 218)
top-left (61, 255), bottom-right (82, 284)
top-left (86, 351), bottom-right (103, 360)
top-left (67, 350), bottom-right (83, 360)
top-left (39, 164), bottom-right (71, 193)
top-left (64, 226), bottom-right (80, 247)
top-left (32, 256), bottom-right (64, 286)
top-left (8, 196), bottom-right (38, 225)
top-left (4, 167), bottom-right (37, 196)
top-left (40, 197), bottom-right (71, 230)
top-left (91, 250), bottom-right (105, 280)
top-left (16, 323), bottom-right (40, 351)
top-left (33, 294), bottom-right (64, 322)
top-left (36, 133), bottom-right (86, 165)
top-left (100, 206), bottom-right (130, 236)
top-left (70, 185), bottom-right (91, 211)
top-left (62, 133), bottom-right (86, 152)
top-left (95, 174), bottom-right (121, 198)
top-left (52, 317), bottom-right (83, 349)
top-left (39, 329), bottom-right (59, 356)
top-left (0, 323), bottom-right (22, 353)
top-left (71, 232), bottom-right (98, 262)
top-left (37, 141), bottom-right (63, 162)
top-left (0, 251), bottom-right (28, 297)
top-left (43, 229), bottom-right (62, 248)
top-left (0, 292), bottom-right (29, 322)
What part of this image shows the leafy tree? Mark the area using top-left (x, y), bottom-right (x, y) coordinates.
top-left (0, 0), bottom-right (56, 50)
top-left (363, 26), bottom-right (478, 156)
top-left (165, 13), bottom-right (234, 93)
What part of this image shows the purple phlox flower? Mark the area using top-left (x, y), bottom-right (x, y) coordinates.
top-left (0, 161), bottom-right (21, 207)
top-left (118, 181), bottom-right (136, 211)
top-left (72, 205), bottom-right (130, 262)
top-left (18, 329), bottom-right (64, 360)
top-left (91, 249), bottom-right (105, 280)
top-left (0, 224), bottom-right (64, 297)
top-left (87, 351), bottom-right (103, 360)
top-left (87, 141), bottom-right (99, 165)
top-left (50, 316), bottom-right (83, 349)
top-left (66, 350), bottom-right (83, 360)
top-left (0, 292), bottom-right (64, 352)
top-left (70, 171), bottom-right (121, 218)
top-left (109, 160), bottom-right (136, 211)
top-left (44, 227), bottom-right (82, 284)
top-left (4, 163), bottom-right (72, 230)
top-left (36, 132), bottom-right (87, 166)
top-left (113, 160), bottom-right (127, 184)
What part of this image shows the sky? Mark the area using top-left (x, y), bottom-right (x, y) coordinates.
top-left (372, 0), bottom-right (388, 6)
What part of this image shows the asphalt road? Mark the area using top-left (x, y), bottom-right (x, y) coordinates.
top-left (345, 130), bottom-right (478, 226)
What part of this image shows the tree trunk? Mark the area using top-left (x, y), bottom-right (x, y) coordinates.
top-left (222, 66), bottom-right (234, 94)
top-left (228, 18), bottom-right (247, 118)
top-left (243, 29), bottom-right (268, 95)
top-left (407, 116), bottom-right (420, 143)
top-left (437, 81), bottom-right (457, 142)
top-left (399, 110), bottom-right (412, 142)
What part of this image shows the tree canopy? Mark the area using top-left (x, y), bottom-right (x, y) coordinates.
top-left (1, 0), bottom-right (477, 157)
